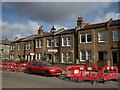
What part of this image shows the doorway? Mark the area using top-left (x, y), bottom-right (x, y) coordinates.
top-left (112, 52), bottom-right (118, 65)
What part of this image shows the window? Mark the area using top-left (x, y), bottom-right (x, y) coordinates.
top-left (32, 62), bottom-right (37, 66)
top-left (36, 40), bottom-right (39, 48)
top-left (28, 42), bottom-right (32, 50)
top-left (80, 33), bottom-right (92, 43)
top-left (86, 33), bottom-right (92, 43)
top-left (112, 30), bottom-right (120, 41)
top-left (80, 50), bottom-right (92, 61)
top-left (61, 52), bottom-right (72, 63)
top-left (10, 46), bottom-right (12, 51)
top-left (10, 55), bottom-right (14, 59)
top-left (67, 37), bottom-right (71, 46)
top-left (55, 38), bottom-right (59, 47)
top-left (98, 32), bottom-right (105, 42)
top-left (35, 53), bottom-right (42, 60)
top-left (30, 42), bottom-right (32, 50)
top-left (25, 43), bottom-right (28, 50)
top-left (67, 52), bottom-right (71, 61)
top-left (25, 55), bottom-right (28, 60)
top-left (98, 51), bottom-right (107, 60)
top-left (47, 39), bottom-right (51, 47)
top-left (35, 53), bottom-right (39, 60)
top-left (80, 33), bottom-right (85, 43)
top-left (80, 51), bottom-right (86, 61)
top-left (39, 40), bottom-right (42, 48)
top-left (39, 53), bottom-right (42, 60)
top-left (38, 62), bottom-right (42, 66)
top-left (87, 51), bottom-right (92, 60)
top-left (61, 53), bottom-right (66, 63)
top-left (62, 37), bottom-right (71, 46)
top-left (62, 37), bottom-right (67, 46)
top-left (18, 44), bottom-right (20, 50)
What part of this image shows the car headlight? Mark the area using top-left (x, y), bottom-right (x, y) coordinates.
top-left (50, 69), bottom-right (55, 72)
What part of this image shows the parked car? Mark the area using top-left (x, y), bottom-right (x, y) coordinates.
top-left (19, 63), bottom-right (28, 71)
top-left (26, 60), bottom-right (63, 77)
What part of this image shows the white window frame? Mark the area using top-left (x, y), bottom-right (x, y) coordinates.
top-left (67, 37), bottom-right (71, 46)
top-left (61, 53), bottom-right (65, 63)
top-left (62, 37), bottom-right (71, 47)
top-left (47, 39), bottom-right (51, 47)
top-left (80, 33), bottom-right (86, 43)
top-left (36, 40), bottom-right (39, 48)
top-left (98, 32), bottom-right (105, 42)
top-left (39, 53), bottom-right (42, 60)
top-left (55, 38), bottom-right (59, 47)
top-left (10, 45), bottom-right (12, 51)
top-left (39, 40), bottom-right (42, 48)
top-left (18, 44), bottom-right (20, 51)
top-left (80, 51), bottom-right (86, 61)
top-left (66, 52), bottom-right (71, 61)
top-left (86, 33), bottom-right (92, 43)
top-left (80, 50), bottom-right (92, 61)
top-left (25, 43), bottom-right (28, 50)
top-left (25, 55), bottom-right (27, 60)
top-left (35, 53), bottom-right (39, 60)
top-left (87, 51), bottom-right (92, 61)
top-left (28, 42), bottom-right (31, 50)
top-left (62, 37), bottom-right (67, 46)
top-left (112, 30), bottom-right (120, 41)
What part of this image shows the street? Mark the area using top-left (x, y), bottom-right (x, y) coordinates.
top-left (1, 71), bottom-right (119, 88)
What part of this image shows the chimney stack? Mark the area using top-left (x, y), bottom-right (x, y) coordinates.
top-left (77, 16), bottom-right (83, 29)
top-left (38, 26), bottom-right (43, 36)
top-left (51, 26), bottom-right (56, 34)
top-left (15, 37), bottom-right (18, 40)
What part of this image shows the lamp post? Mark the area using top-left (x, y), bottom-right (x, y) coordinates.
top-left (51, 26), bottom-right (56, 64)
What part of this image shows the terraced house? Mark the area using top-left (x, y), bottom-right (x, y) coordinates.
top-left (10, 17), bottom-right (120, 66)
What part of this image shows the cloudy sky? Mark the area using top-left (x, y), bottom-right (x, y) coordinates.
top-left (1, 0), bottom-right (120, 40)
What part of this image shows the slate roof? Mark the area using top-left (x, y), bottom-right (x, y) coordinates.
top-left (0, 39), bottom-right (12, 45)
top-left (79, 19), bottom-right (120, 31)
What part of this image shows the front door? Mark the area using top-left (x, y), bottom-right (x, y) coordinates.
top-left (112, 52), bottom-right (118, 65)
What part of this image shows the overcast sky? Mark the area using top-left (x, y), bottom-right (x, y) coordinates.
top-left (1, 1), bottom-right (119, 40)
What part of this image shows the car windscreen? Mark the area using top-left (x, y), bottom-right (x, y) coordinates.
top-left (43, 61), bottom-right (51, 66)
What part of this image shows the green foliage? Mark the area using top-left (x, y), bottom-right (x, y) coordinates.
top-left (42, 51), bottom-right (47, 60)
top-left (16, 59), bottom-right (26, 63)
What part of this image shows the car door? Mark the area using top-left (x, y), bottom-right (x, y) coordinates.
top-left (30, 61), bottom-right (37, 73)
top-left (36, 62), bottom-right (44, 74)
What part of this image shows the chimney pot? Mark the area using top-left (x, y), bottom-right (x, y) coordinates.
top-left (38, 26), bottom-right (43, 35)
top-left (77, 16), bottom-right (84, 28)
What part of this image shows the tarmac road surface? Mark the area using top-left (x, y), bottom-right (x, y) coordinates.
top-left (1, 71), bottom-right (119, 88)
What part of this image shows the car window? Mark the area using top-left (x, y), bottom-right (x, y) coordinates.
top-left (43, 61), bottom-right (51, 66)
top-left (28, 61), bottom-right (33, 65)
top-left (37, 62), bottom-right (42, 66)
top-left (32, 62), bottom-right (37, 66)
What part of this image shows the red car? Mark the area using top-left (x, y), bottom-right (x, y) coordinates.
top-left (26, 60), bottom-right (62, 77)
top-left (19, 63), bottom-right (28, 71)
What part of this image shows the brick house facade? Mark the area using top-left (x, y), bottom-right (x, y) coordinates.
top-left (10, 17), bottom-right (120, 66)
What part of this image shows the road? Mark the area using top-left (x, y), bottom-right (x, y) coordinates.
top-left (1, 71), bottom-right (119, 88)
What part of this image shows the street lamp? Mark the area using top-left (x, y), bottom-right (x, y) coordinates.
top-left (51, 26), bottom-right (56, 64)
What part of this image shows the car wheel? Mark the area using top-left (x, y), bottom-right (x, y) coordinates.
top-left (45, 71), bottom-right (50, 77)
top-left (27, 68), bottom-right (32, 74)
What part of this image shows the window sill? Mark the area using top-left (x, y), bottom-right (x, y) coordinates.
top-left (80, 60), bottom-right (86, 62)
top-left (62, 45), bottom-right (71, 47)
top-left (98, 41), bottom-right (105, 43)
